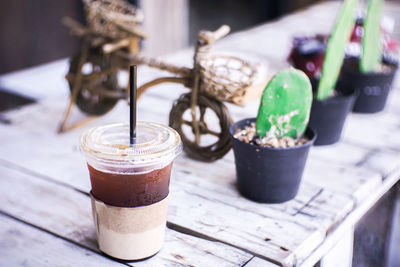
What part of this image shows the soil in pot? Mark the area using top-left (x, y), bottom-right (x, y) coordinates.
top-left (230, 118), bottom-right (316, 203)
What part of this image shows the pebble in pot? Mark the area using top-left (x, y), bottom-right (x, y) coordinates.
top-left (229, 68), bottom-right (316, 203)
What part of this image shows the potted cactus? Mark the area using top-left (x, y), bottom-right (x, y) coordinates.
top-left (229, 69), bottom-right (316, 203)
top-left (337, 0), bottom-right (398, 113)
top-left (305, 0), bottom-right (359, 145)
top-left (288, 0), bottom-right (359, 145)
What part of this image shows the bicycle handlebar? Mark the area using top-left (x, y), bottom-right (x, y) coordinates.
top-left (198, 25), bottom-right (231, 45)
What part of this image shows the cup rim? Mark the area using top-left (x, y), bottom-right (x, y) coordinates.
top-left (80, 122), bottom-right (182, 168)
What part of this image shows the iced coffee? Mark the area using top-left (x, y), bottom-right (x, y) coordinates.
top-left (80, 122), bottom-right (182, 260)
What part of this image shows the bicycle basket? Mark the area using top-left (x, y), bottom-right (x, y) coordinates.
top-left (199, 55), bottom-right (269, 105)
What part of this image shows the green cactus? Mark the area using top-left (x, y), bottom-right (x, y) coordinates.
top-left (360, 0), bottom-right (383, 73)
top-left (317, 0), bottom-right (358, 100)
top-left (256, 69), bottom-right (312, 139)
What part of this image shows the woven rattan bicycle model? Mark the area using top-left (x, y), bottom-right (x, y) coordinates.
top-left (61, 0), bottom-right (268, 161)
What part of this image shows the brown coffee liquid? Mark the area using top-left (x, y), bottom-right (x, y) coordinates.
top-left (88, 163), bottom-right (172, 207)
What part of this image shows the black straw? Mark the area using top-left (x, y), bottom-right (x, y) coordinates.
top-left (129, 65), bottom-right (137, 145)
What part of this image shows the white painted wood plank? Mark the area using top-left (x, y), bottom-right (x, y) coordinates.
top-left (173, 154), bottom-right (358, 232)
top-left (0, 164), bottom-right (258, 267)
top-left (308, 143), bottom-right (370, 166)
top-left (152, 231), bottom-right (258, 267)
top-left (358, 150), bottom-right (400, 178)
top-left (0, 125), bottom-right (92, 193)
top-left (303, 160), bottom-right (382, 204)
top-left (342, 111), bottom-right (400, 151)
top-left (168, 177), bottom-right (330, 266)
top-left (0, 214), bottom-right (123, 267)
top-left (0, 59), bottom-right (70, 100)
top-left (295, 189), bottom-right (354, 234)
top-left (173, 154), bottom-right (322, 216)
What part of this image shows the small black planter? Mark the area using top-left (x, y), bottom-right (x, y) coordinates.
top-left (310, 78), bottom-right (319, 95)
top-left (337, 60), bottom-right (397, 113)
top-left (229, 118), bottom-right (316, 203)
top-left (308, 89), bottom-right (356, 146)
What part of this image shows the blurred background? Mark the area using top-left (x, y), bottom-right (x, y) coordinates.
top-left (0, 0), bottom-right (328, 74)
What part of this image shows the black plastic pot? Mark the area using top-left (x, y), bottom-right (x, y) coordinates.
top-left (310, 78), bottom-right (319, 95)
top-left (308, 89), bottom-right (356, 146)
top-left (229, 118), bottom-right (316, 203)
top-left (337, 60), bottom-right (397, 113)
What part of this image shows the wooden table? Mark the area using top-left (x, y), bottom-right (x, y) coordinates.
top-left (1, 2), bottom-right (400, 266)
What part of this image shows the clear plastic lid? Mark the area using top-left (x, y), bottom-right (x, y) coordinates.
top-left (80, 122), bottom-right (182, 172)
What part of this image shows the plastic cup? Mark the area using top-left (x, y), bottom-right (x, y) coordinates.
top-left (80, 122), bottom-right (182, 260)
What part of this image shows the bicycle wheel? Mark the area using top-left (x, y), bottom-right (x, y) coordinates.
top-left (169, 93), bottom-right (233, 162)
top-left (68, 50), bottom-right (120, 115)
